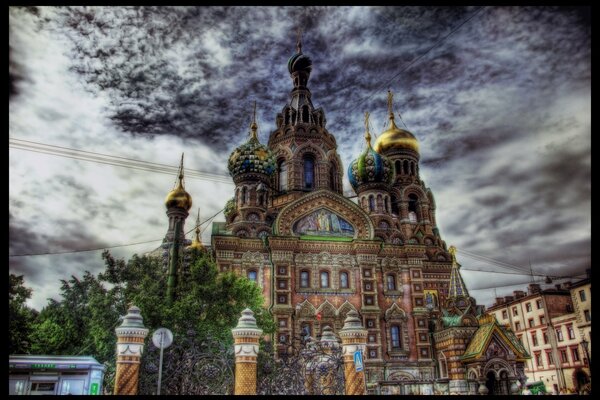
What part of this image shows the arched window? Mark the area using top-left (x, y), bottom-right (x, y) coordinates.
top-left (387, 274), bottom-right (396, 291)
top-left (439, 353), bottom-right (448, 378)
top-left (247, 270), bottom-right (257, 282)
top-left (300, 270), bottom-right (310, 288)
top-left (304, 156), bottom-right (315, 190)
top-left (301, 323), bottom-right (312, 339)
top-left (411, 161), bottom-right (416, 176)
top-left (403, 160), bottom-right (409, 175)
top-left (377, 194), bottom-right (383, 212)
top-left (390, 325), bottom-right (401, 348)
top-left (395, 160), bottom-right (402, 175)
top-left (361, 197), bottom-right (367, 209)
top-left (302, 106), bottom-right (309, 123)
top-left (329, 162), bottom-right (338, 191)
top-left (369, 195), bottom-right (375, 212)
top-left (241, 187), bottom-right (247, 205)
top-left (384, 196), bottom-right (390, 213)
top-left (320, 271), bottom-right (330, 288)
top-left (340, 272), bottom-right (349, 289)
top-left (408, 194), bottom-right (418, 223)
top-left (278, 160), bottom-right (288, 192)
top-left (391, 194), bottom-right (399, 215)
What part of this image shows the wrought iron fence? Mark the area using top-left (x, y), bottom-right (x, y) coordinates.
top-left (257, 336), bottom-right (345, 395)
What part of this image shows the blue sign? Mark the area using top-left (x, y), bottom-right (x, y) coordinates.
top-left (353, 350), bottom-right (364, 372)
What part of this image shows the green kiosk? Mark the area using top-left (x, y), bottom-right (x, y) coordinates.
top-left (9, 355), bottom-right (104, 395)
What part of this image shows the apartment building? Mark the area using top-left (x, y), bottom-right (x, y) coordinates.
top-left (487, 282), bottom-right (590, 394)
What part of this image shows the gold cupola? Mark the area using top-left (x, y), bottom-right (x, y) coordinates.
top-left (165, 154), bottom-right (192, 211)
top-left (373, 90), bottom-right (419, 154)
top-left (186, 209), bottom-right (205, 252)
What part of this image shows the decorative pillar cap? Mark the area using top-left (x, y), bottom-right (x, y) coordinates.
top-left (235, 308), bottom-right (259, 329)
top-left (320, 326), bottom-right (340, 349)
top-left (118, 305), bottom-right (146, 329)
top-left (340, 310), bottom-right (363, 331)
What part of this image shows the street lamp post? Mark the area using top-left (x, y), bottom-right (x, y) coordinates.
top-left (581, 338), bottom-right (591, 377)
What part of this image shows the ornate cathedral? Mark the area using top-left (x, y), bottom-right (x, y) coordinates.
top-left (157, 39), bottom-right (529, 395)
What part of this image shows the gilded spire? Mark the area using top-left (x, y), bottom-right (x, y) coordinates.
top-left (387, 90), bottom-right (399, 130)
top-left (187, 208), bottom-right (205, 252)
top-left (448, 246), bottom-right (470, 298)
top-left (364, 112), bottom-right (372, 148)
top-left (177, 153), bottom-right (185, 189)
top-left (249, 101), bottom-right (258, 142)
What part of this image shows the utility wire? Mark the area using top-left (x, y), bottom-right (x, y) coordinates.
top-left (8, 208), bottom-right (224, 257)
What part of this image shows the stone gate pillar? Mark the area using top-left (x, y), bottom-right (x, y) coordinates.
top-left (114, 305), bottom-right (149, 395)
top-left (232, 308), bottom-right (263, 395)
top-left (338, 310), bottom-right (368, 395)
top-left (318, 326), bottom-right (341, 394)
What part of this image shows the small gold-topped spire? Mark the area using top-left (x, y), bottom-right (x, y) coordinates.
top-left (448, 245), bottom-right (457, 265)
top-left (165, 153), bottom-right (192, 211)
top-left (177, 153), bottom-right (185, 187)
top-left (187, 208), bottom-right (205, 252)
top-left (364, 111), bottom-right (372, 148)
top-left (387, 90), bottom-right (395, 120)
top-left (249, 101), bottom-right (258, 141)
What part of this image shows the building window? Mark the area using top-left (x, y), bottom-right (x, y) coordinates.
top-left (502, 310), bottom-right (508, 319)
top-left (279, 334), bottom-right (287, 344)
top-left (365, 295), bottom-right (375, 305)
top-left (340, 272), bottom-right (349, 289)
top-left (556, 328), bottom-right (564, 342)
top-left (560, 349), bottom-right (569, 364)
top-left (536, 299), bottom-right (543, 309)
top-left (413, 283), bottom-right (422, 291)
top-left (300, 270), bottom-right (310, 288)
top-left (415, 297), bottom-right (424, 306)
top-left (364, 281), bottom-right (373, 291)
top-left (363, 269), bottom-right (372, 277)
top-left (439, 354), bottom-right (448, 378)
top-left (247, 270), bottom-right (258, 282)
top-left (572, 347), bottom-right (580, 362)
top-left (366, 319), bottom-right (375, 328)
top-left (412, 270), bottom-right (421, 278)
top-left (547, 351), bottom-right (554, 365)
top-left (321, 271), bottom-right (329, 288)
top-left (512, 307), bottom-right (518, 316)
top-left (368, 349), bottom-right (377, 359)
top-left (277, 294), bottom-right (287, 304)
top-left (368, 195), bottom-right (375, 212)
top-left (368, 334), bottom-right (376, 343)
top-left (579, 290), bottom-right (586, 301)
top-left (531, 331), bottom-right (539, 346)
top-left (277, 279), bottom-right (287, 289)
top-left (540, 315), bottom-right (545, 325)
top-left (526, 303), bottom-right (532, 312)
top-left (535, 353), bottom-right (543, 367)
top-left (567, 325), bottom-right (575, 339)
top-left (517, 335), bottom-right (523, 344)
top-left (278, 266), bottom-right (287, 275)
top-left (301, 323), bottom-right (312, 338)
top-left (584, 309), bottom-right (591, 322)
top-left (528, 318), bottom-right (535, 328)
top-left (417, 319), bottom-right (426, 328)
top-left (543, 331), bottom-right (549, 344)
top-left (408, 194), bottom-right (418, 222)
top-left (278, 160), bottom-right (288, 191)
top-left (515, 321), bottom-right (521, 331)
top-left (390, 325), bottom-right (401, 348)
top-left (303, 156), bottom-right (314, 190)
top-left (329, 162), bottom-right (338, 191)
top-left (278, 318), bottom-right (287, 327)
top-left (386, 274), bottom-right (396, 290)
top-left (420, 348), bottom-right (429, 358)
top-left (419, 333), bottom-right (428, 342)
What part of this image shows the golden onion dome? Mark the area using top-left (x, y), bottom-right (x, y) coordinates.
top-left (373, 90), bottom-right (419, 154)
top-left (165, 155), bottom-right (192, 211)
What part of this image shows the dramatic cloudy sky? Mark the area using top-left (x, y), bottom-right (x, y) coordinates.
top-left (9, 6), bottom-right (590, 311)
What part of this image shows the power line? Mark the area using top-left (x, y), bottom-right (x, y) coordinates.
top-left (8, 208), bottom-right (224, 257)
top-left (468, 274), bottom-right (585, 292)
top-left (347, 6), bottom-right (485, 116)
top-left (9, 137), bottom-right (233, 184)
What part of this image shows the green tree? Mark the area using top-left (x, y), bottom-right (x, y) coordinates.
top-left (9, 274), bottom-right (38, 354)
top-left (28, 250), bottom-right (274, 394)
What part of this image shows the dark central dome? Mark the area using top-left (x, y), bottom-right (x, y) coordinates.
top-left (288, 52), bottom-right (312, 74)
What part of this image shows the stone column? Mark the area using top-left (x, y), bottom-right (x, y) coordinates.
top-left (318, 326), bottom-right (341, 395)
top-left (338, 310), bottom-right (368, 395)
top-left (232, 308), bottom-right (263, 395)
top-left (114, 305), bottom-right (149, 395)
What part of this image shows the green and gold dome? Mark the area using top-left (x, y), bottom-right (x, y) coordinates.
top-left (348, 112), bottom-right (395, 191)
top-left (228, 106), bottom-right (276, 180)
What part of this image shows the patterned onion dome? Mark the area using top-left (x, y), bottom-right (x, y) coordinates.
top-left (228, 108), bottom-right (276, 179)
top-left (348, 112), bottom-right (395, 190)
top-left (373, 90), bottom-right (419, 154)
top-left (165, 155), bottom-right (192, 211)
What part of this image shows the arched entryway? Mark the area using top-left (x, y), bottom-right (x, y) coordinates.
top-left (573, 369), bottom-right (590, 393)
top-left (485, 370), bottom-right (510, 395)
